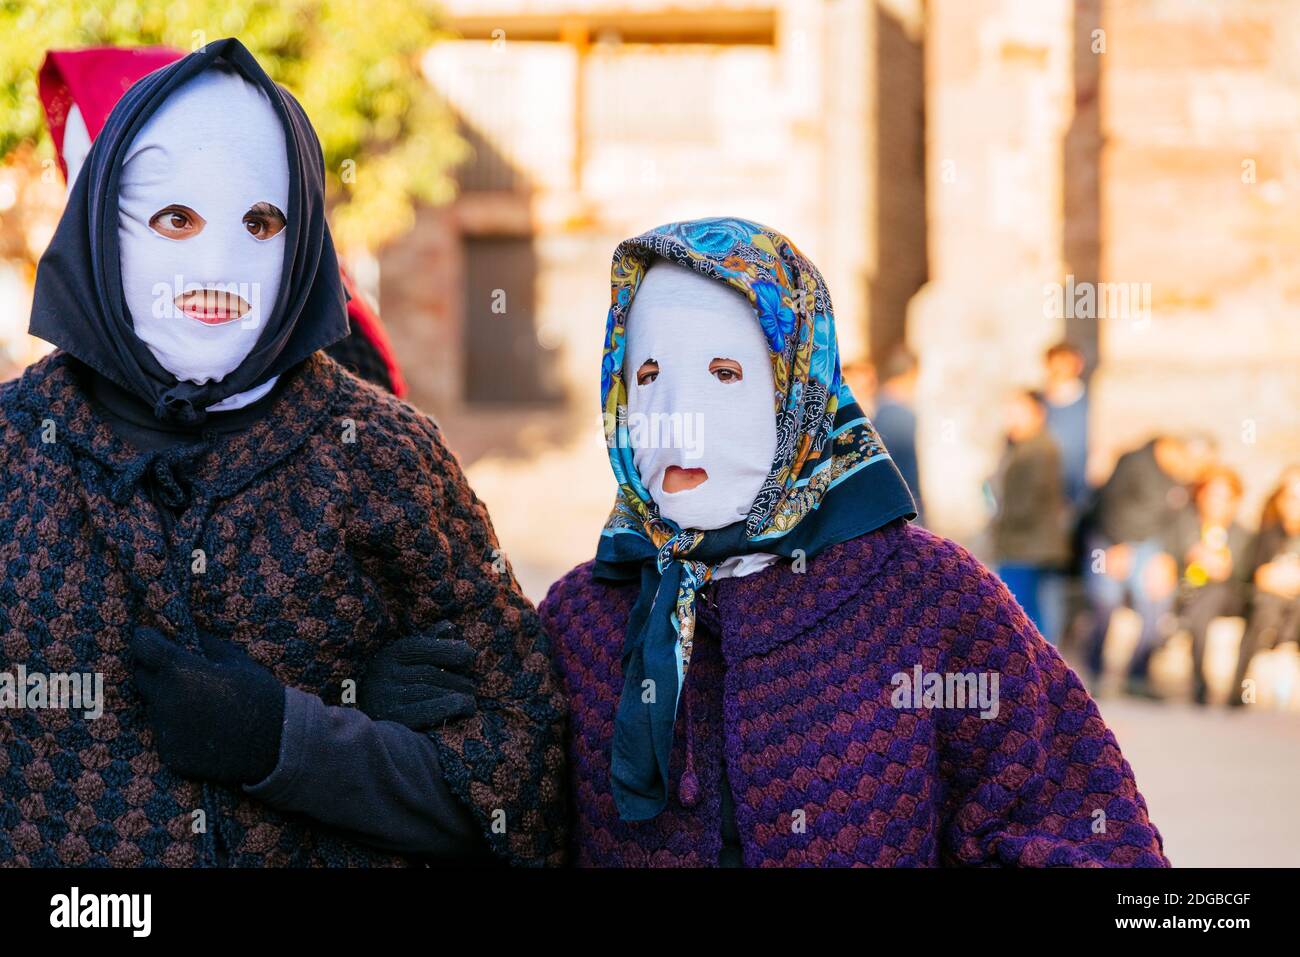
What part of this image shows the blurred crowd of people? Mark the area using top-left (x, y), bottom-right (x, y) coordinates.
top-left (851, 341), bottom-right (1300, 707)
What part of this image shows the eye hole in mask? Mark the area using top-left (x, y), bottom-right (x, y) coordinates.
top-left (146, 202), bottom-right (286, 241)
top-left (708, 357), bottom-right (743, 383)
top-left (148, 204), bottom-right (206, 239)
top-left (634, 356), bottom-right (744, 387)
top-left (242, 201), bottom-right (286, 241)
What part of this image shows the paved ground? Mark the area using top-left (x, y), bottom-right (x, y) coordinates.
top-left (1093, 696), bottom-right (1300, 867)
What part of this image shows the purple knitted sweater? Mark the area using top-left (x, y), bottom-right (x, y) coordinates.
top-left (539, 519), bottom-right (1169, 867)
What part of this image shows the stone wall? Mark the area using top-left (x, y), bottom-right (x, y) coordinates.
top-left (379, 0), bottom-right (927, 417)
top-left (1093, 0), bottom-right (1300, 519)
top-left (909, 0), bottom-right (1074, 542)
top-left (911, 0), bottom-right (1299, 541)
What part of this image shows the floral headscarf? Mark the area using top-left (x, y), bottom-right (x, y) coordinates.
top-left (594, 217), bottom-right (916, 821)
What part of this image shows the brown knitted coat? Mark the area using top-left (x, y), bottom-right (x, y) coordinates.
top-left (0, 350), bottom-right (566, 866)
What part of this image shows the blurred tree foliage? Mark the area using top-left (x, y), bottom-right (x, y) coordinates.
top-left (0, 0), bottom-right (468, 252)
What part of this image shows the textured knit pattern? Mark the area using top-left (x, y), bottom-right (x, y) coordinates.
top-left (325, 329), bottom-right (396, 397)
top-left (540, 519), bottom-right (1168, 867)
top-left (0, 350), bottom-right (566, 867)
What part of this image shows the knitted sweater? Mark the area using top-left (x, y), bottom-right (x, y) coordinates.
top-left (539, 518), bottom-right (1168, 867)
top-left (0, 351), bottom-right (566, 867)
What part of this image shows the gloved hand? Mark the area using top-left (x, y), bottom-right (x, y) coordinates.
top-left (130, 627), bottom-right (286, 787)
top-left (359, 623), bottom-right (477, 731)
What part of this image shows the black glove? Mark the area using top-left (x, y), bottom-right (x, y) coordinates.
top-left (359, 623), bottom-right (477, 731)
top-left (130, 627), bottom-right (286, 787)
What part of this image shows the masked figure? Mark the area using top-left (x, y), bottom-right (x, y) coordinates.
top-left (38, 44), bottom-right (407, 396)
top-left (533, 218), bottom-right (1167, 866)
top-left (2, 39), bottom-right (565, 867)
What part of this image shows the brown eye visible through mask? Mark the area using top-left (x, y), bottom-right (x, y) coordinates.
top-left (148, 205), bottom-right (205, 239)
top-left (709, 357), bottom-right (743, 382)
top-left (243, 202), bottom-right (286, 240)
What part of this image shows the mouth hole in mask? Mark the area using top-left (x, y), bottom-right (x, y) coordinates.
top-left (663, 465), bottom-right (709, 493)
top-left (173, 287), bottom-right (252, 325)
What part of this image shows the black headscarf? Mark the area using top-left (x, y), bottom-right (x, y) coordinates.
top-left (29, 37), bottom-right (349, 425)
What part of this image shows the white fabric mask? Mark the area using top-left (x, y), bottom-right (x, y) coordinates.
top-left (117, 68), bottom-right (288, 402)
top-left (624, 261), bottom-right (778, 539)
top-left (62, 104), bottom-right (93, 192)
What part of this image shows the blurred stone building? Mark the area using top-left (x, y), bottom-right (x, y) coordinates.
top-left (380, 0), bottom-right (927, 418)
top-left (378, 0), bottom-right (1300, 553)
top-left (915, 0), bottom-right (1300, 540)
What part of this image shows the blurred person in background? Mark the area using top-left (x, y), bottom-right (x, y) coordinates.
top-left (37, 45), bottom-right (407, 396)
top-left (871, 344), bottom-right (924, 524)
top-left (989, 389), bottom-right (1069, 637)
top-left (1230, 465), bottom-right (1300, 707)
top-left (530, 218), bottom-right (1165, 867)
top-left (1043, 342), bottom-right (1090, 513)
top-left (1082, 433), bottom-right (1216, 698)
top-left (1168, 466), bottom-right (1252, 705)
top-left (1039, 341), bottom-right (1090, 647)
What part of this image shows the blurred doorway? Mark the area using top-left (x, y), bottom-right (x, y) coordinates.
top-left (463, 235), bottom-right (559, 404)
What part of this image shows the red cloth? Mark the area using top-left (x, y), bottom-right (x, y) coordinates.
top-left (38, 46), bottom-right (183, 181)
top-left (340, 267), bottom-right (407, 397)
top-left (37, 45), bottom-right (407, 398)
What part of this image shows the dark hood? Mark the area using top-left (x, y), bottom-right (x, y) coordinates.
top-left (29, 37), bottom-right (349, 424)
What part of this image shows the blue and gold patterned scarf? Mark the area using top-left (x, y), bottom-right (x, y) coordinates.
top-left (594, 218), bottom-right (916, 821)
